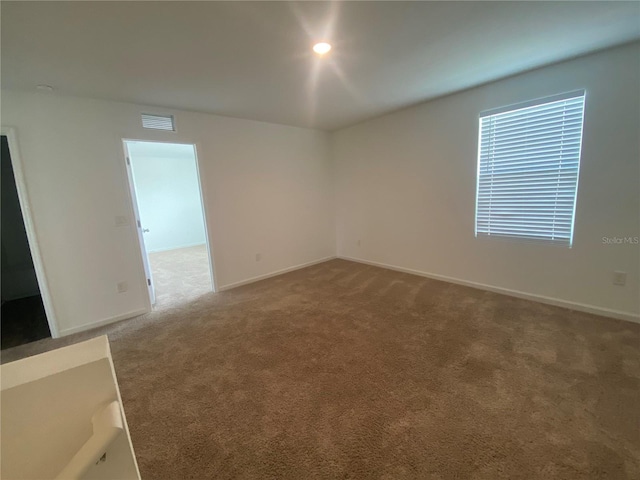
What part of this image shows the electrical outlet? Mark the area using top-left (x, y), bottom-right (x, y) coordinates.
top-left (117, 281), bottom-right (128, 293)
top-left (114, 216), bottom-right (128, 227)
top-left (357, 239), bottom-right (361, 247)
top-left (256, 253), bottom-right (262, 262)
top-left (613, 271), bottom-right (627, 286)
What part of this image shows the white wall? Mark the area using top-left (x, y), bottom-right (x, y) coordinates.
top-left (333, 42), bottom-right (640, 320)
top-left (127, 141), bottom-right (206, 253)
top-left (1, 92), bottom-right (334, 335)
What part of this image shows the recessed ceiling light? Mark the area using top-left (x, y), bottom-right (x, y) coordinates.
top-left (36, 84), bottom-right (54, 92)
top-left (312, 42), bottom-right (332, 55)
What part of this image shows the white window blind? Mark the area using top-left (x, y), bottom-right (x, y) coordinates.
top-left (475, 92), bottom-right (586, 246)
top-left (141, 113), bottom-right (175, 131)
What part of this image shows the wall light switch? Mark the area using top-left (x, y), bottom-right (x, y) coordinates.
top-left (117, 281), bottom-right (128, 293)
top-left (613, 271), bottom-right (627, 286)
top-left (256, 253), bottom-right (262, 262)
top-left (115, 216), bottom-right (129, 227)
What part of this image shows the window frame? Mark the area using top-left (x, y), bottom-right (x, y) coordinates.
top-left (474, 90), bottom-right (587, 248)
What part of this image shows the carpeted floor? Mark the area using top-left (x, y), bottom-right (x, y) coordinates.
top-left (2, 259), bottom-right (639, 478)
top-left (148, 244), bottom-right (212, 309)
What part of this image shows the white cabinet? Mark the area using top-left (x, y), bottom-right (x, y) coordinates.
top-left (1, 336), bottom-right (141, 479)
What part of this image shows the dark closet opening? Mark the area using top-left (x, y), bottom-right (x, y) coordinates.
top-left (1, 135), bottom-right (51, 349)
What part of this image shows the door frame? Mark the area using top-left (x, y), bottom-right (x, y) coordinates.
top-left (121, 139), bottom-right (218, 308)
top-left (1, 126), bottom-right (60, 338)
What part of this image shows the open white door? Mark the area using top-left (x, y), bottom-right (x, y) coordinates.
top-left (123, 142), bottom-right (156, 306)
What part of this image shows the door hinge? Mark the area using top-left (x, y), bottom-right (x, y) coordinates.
top-left (126, 156), bottom-right (130, 165)
top-left (147, 279), bottom-right (151, 286)
top-left (137, 220), bottom-right (141, 228)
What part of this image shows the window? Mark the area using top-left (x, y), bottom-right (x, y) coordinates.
top-left (475, 91), bottom-right (586, 247)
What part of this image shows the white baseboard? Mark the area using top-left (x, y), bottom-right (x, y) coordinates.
top-left (338, 255), bottom-right (640, 324)
top-left (59, 308), bottom-right (150, 337)
top-left (218, 256), bottom-right (337, 291)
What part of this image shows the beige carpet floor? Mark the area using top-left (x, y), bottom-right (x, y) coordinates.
top-left (2, 259), bottom-right (639, 479)
top-left (148, 244), bottom-right (212, 309)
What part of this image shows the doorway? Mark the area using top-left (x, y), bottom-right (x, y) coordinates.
top-left (124, 140), bottom-right (214, 308)
top-left (1, 135), bottom-right (51, 349)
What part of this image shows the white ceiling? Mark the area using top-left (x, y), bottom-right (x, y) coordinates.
top-left (2, 1), bottom-right (639, 131)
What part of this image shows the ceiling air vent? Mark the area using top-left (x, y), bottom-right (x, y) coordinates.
top-left (141, 113), bottom-right (175, 131)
